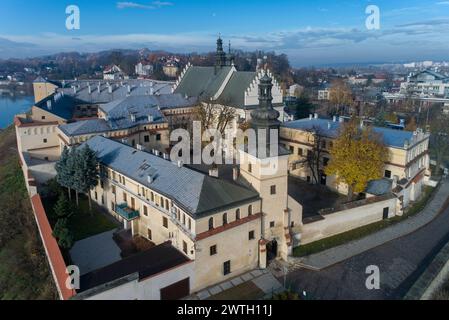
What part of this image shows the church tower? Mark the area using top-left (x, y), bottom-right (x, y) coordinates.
top-left (215, 36), bottom-right (227, 71)
top-left (238, 71), bottom-right (297, 265)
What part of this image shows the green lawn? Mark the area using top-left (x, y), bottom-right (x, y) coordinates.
top-left (42, 189), bottom-right (118, 242)
top-left (69, 195), bottom-right (118, 241)
top-left (293, 186), bottom-right (437, 257)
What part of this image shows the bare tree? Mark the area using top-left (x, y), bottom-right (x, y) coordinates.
top-left (298, 126), bottom-right (327, 185)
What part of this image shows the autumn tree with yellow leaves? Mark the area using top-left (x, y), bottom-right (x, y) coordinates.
top-left (329, 79), bottom-right (353, 115)
top-left (325, 118), bottom-right (389, 201)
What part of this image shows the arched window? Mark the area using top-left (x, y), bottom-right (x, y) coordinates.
top-left (223, 213), bottom-right (228, 225)
top-left (208, 217), bottom-right (214, 230)
top-left (248, 205), bottom-right (253, 216)
top-left (236, 209), bottom-right (241, 220)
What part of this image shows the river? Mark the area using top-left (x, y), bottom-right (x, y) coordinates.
top-left (0, 96), bottom-right (34, 129)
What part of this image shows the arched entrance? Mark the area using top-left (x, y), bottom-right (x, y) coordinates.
top-left (266, 240), bottom-right (278, 262)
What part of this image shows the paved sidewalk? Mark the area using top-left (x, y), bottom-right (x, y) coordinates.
top-left (290, 180), bottom-right (449, 271)
top-left (185, 269), bottom-right (284, 300)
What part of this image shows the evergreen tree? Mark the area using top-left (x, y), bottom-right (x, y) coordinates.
top-left (68, 147), bottom-right (80, 206)
top-left (52, 218), bottom-right (74, 249)
top-left (55, 147), bottom-right (73, 200)
top-left (73, 146), bottom-right (99, 211)
top-left (53, 193), bottom-right (73, 219)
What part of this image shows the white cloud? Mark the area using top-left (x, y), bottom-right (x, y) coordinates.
top-left (116, 1), bottom-right (174, 10)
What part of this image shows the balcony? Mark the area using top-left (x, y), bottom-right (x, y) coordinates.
top-left (116, 203), bottom-right (140, 221)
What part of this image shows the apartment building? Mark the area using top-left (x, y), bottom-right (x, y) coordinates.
top-left (280, 115), bottom-right (431, 208)
top-left (400, 69), bottom-right (449, 97)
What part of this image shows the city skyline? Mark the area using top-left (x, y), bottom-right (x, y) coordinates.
top-left (1, 1), bottom-right (449, 66)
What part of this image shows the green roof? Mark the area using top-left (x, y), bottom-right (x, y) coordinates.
top-left (218, 71), bottom-right (256, 108)
top-left (174, 66), bottom-right (233, 101)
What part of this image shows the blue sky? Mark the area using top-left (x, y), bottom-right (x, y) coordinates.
top-left (0, 0), bottom-right (448, 66)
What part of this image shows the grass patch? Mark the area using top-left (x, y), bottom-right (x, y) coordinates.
top-left (69, 195), bottom-right (118, 241)
top-left (207, 281), bottom-right (265, 300)
top-left (0, 126), bottom-right (57, 299)
top-left (43, 192), bottom-right (118, 242)
top-left (294, 186), bottom-right (436, 258)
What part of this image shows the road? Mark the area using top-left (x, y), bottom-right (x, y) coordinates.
top-left (285, 204), bottom-right (449, 300)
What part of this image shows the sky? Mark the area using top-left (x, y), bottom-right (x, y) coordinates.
top-left (0, 0), bottom-right (449, 66)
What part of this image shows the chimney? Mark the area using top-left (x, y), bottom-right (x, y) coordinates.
top-left (314, 113), bottom-right (319, 119)
top-left (163, 153), bottom-right (170, 160)
top-left (150, 87), bottom-right (154, 95)
top-left (209, 166), bottom-right (219, 178)
top-left (309, 114), bottom-right (313, 120)
top-left (147, 175), bottom-right (154, 184)
top-left (328, 122), bottom-right (331, 130)
top-left (130, 114), bottom-right (136, 122)
top-left (136, 144), bottom-right (143, 151)
top-left (339, 117), bottom-right (345, 123)
top-left (360, 120), bottom-right (364, 128)
top-left (148, 115), bottom-right (154, 122)
top-left (108, 84), bottom-right (112, 94)
top-left (233, 167), bottom-right (239, 181)
top-left (88, 84), bottom-right (92, 94)
top-left (73, 86), bottom-right (77, 94)
top-left (97, 84), bottom-right (101, 93)
top-left (177, 160), bottom-right (183, 168)
top-left (333, 116), bottom-right (337, 122)
top-left (121, 138), bottom-right (128, 144)
top-left (127, 85), bottom-right (131, 94)
top-left (47, 100), bottom-right (52, 110)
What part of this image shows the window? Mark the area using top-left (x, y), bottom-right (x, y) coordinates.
top-left (249, 231), bottom-right (255, 240)
top-left (321, 140), bottom-right (326, 149)
top-left (123, 192), bottom-right (127, 203)
top-left (385, 170), bottom-right (392, 179)
top-left (208, 217), bottom-right (214, 230)
top-left (150, 192), bottom-right (154, 202)
top-left (144, 135), bottom-right (150, 143)
top-left (156, 134), bottom-right (161, 141)
top-left (223, 261), bottom-right (231, 276)
top-left (188, 218), bottom-right (192, 231)
top-left (183, 213), bottom-right (186, 225)
top-left (111, 202), bottom-right (115, 212)
top-left (143, 206), bottom-right (148, 216)
top-left (236, 209), bottom-right (241, 220)
top-left (248, 205), bottom-right (253, 216)
top-left (183, 241), bottom-right (188, 255)
top-left (210, 245), bottom-right (217, 256)
top-left (270, 221), bottom-right (275, 228)
top-left (323, 157), bottom-right (330, 167)
top-left (298, 148), bottom-right (303, 156)
top-left (291, 221), bottom-right (295, 228)
top-left (248, 163), bottom-right (252, 173)
top-left (163, 217), bottom-right (168, 228)
top-left (41, 116), bottom-right (46, 120)
top-left (223, 213), bottom-right (228, 225)
top-left (94, 192), bottom-right (98, 200)
top-left (165, 199), bottom-right (170, 210)
top-left (43, 139), bottom-right (47, 143)
top-left (270, 185), bottom-right (276, 195)
top-left (289, 146), bottom-right (294, 153)
top-left (147, 229), bottom-right (152, 240)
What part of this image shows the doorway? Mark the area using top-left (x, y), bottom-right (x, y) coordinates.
top-left (266, 240), bottom-right (278, 262)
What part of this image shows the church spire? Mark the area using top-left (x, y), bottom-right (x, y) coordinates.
top-left (215, 35), bottom-right (227, 70)
top-left (250, 71), bottom-right (281, 154)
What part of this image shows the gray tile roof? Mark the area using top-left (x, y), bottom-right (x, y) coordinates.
top-left (34, 92), bottom-right (82, 120)
top-left (59, 118), bottom-right (111, 136)
top-left (82, 136), bottom-right (260, 217)
top-left (365, 178), bottom-right (393, 196)
top-left (57, 79), bottom-right (175, 104)
top-left (282, 118), bottom-right (416, 149)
